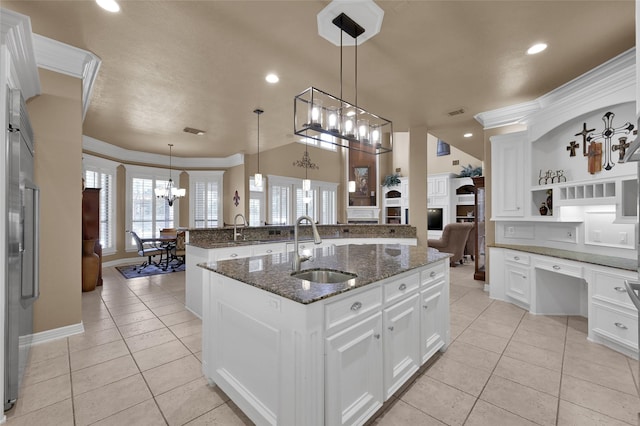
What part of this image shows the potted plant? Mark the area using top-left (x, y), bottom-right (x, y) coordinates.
top-left (382, 173), bottom-right (401, 187)
top-left (457, 164), bottom-right (482, 177)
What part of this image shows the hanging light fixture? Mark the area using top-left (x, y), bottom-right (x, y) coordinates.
top-left (293, 143), bottom-right (319, 205)
top-left (155, 143), bottom-right (185, 206)
top-left (294, 3), bottom-right (392, 155)
top-left (254, 108), bottom-right (264, 188)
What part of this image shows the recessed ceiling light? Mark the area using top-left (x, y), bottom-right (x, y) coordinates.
top-left (463, 133), bottom-right (473, 138)
top-left (527, 43), bottom-right (547, 55)
top-left (96, 0), bottom-right (120, 13)
top-left (265, 73), bottom-right (279, 84)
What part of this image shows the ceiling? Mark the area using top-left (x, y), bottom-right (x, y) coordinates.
top-left (4, 0), bottom-right (635, 162)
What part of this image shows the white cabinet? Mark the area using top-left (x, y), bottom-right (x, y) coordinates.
top-left (383, 177), bottom-right (409, 224)
top-left (419, 282), bottom-right (446, 363)
top-left (505, 264), bottom-right (530, 308)
top-left (491, 133), bottom-right (525, 218)
top-left (325, 313), bottom-right (384, 426)
top-left (383, 292), bottom-right (420, 398)
top-left (215, 245), bottom-right (253, 260)
top-left (428, 174), bottom-right (449, 198)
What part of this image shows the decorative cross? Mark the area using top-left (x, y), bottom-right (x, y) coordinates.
top-left (574, 122), bottom-right (595, 157)
top-left (566, 141), bottom-right (579, 157)
top-left (587, 111), bottom-right (634, 170)
top-left (612, 136), bottom-right (631, 163)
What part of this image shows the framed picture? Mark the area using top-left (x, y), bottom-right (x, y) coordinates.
top-left (353, 166), bottom-right (369, 195)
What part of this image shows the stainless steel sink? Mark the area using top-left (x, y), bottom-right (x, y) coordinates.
top-left (291, 269), bottom-right (357, 283)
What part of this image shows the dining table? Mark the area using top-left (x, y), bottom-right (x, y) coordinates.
top-left (141, 234), bottom-right (177, 270)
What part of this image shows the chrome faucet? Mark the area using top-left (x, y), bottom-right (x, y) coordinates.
top-left (292, 215), bottom-right (322, 272)
top-left (233, 213), bottom-right (247, 241)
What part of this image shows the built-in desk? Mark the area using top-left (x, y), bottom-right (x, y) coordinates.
top-left (489, 245), bottom-right (638, 359)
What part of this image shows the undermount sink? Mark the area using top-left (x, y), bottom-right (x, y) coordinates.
top-left (291, 268), bottom-right (357, 284)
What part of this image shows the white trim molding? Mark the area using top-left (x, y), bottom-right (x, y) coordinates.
top-left (83, 135), bottom-right (245, 169)
top-left (0, 8), bottom-right (41, 99)
top-left (32, 34), bottom-right (101, 120)
top-left (475, 48), bottom-right (635, 138)
top-left (26, 322), bottom-right (84, 345)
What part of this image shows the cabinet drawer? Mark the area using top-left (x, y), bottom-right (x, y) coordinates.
top-left (215, 245), bottom-right (252, 261)
top-left (534, 257), bottom-right (583, 279)
top-left (592, 270), bottom-right (637, 310)
top-left (251, 243), bottom-right (284, 256)
top-left (325, 286), bottom-right (383, 335)
top-left (504, 250), bottom-right (530, 266)
top-left (384, 272), bottom-right (419, 304)
top-left (421, 262), bottom-right (446, 288)
top-left (591, 302), bottom-right (638, 351)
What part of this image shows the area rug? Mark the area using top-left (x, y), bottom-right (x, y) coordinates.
top-left (116, 262), bottom-right (185, 279)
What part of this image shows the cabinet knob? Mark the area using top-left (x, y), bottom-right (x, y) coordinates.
top-left (388, 326), bottom-right (394, 331)
top-left (613, 286), bottom-right (626, 293)
top-left (399, 283), bottom-right (407, 291)
top-left (430, 271), bottom-right (436, 278)
top-left (423, 305), bottom-right (429, 309)
top-left (614, 322), bottom-right (628, 330)
top-left (552, 265), bottom-right (561, 270)
top-left (514, 256), bottom-right (520, 261)
top-left (350, 302), bottom-right (362, 311)
top-left (374, 333), bottom-right (381, 340)
top-left (266, 249), bottom-right (272, 253)
top-left (230, 253), bottom-right (238, 258)
top-left (521, 274), bottom-right (527, 279)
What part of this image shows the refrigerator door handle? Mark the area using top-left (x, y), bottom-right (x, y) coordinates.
top-left (623, 280), bottom-right (640, 311)
top-left (22, 180), bottom-right (39, 301)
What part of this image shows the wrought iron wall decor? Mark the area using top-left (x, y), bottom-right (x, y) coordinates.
top-left (566, 112), bottom-right (635, 174)
top-left (293, 150), bottom-right (319, 170)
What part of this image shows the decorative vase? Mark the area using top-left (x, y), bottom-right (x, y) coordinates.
top-left (546, 194), bottom-right (553, 215)
top-left (539, 202), bottom-right (548, 216)
top-left (82, 239), bottom-right (99, 292)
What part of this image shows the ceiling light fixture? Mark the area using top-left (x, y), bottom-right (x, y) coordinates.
top-left (527, 43), bottom-right (547, 55)
top-left (293, 143), bottom-right (319, 205)
top-left (96, 0), bottom-right (120, 13)
top-left (254, 109), bottom-right (264, 188)
top-left (463, 133), bottom-right (473, 138)
top-left (265, 73), bottom-right (279, 84)
top-left (155, 143), bottom-right (185, 206)
top-left (294, 7), bottom-right (392, 155)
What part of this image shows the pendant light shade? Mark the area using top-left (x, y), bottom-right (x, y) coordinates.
top-left (254, 108), bottom-right (264, 188)
top-left (155, 143), bottom-right (185, 206)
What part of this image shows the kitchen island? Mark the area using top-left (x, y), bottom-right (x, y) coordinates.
top-left (198, 243), bottom-right (450, 426)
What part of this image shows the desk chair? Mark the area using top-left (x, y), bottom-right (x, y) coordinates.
top-left (129, 230), bottom-right (165, 272)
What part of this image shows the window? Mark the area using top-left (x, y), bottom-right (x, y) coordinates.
top-left (249, 175), bottom-right (265, 226)
top-left (126, 165), bottom-right (180, 250)
top-left (268, 175), bottom-right (337, 225)
top-left (297, 135), bottom-right (337, 152)
top-left (83, 155), bottom-right (117, 254)
top-left (189, 171), bottom-right (224, 228)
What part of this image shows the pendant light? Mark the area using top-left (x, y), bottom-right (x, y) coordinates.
top-left (254, 108), bottom-right (263, 188)
top-left (293, 4), bottom-right (392, 155)
top-left (155, 144), bottom-right (185, 206)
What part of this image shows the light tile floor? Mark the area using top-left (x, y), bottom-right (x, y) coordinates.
top-left (4, 262), bottom-right (640, 425)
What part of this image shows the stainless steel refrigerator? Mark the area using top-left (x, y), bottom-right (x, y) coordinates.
top-left (4, 88), bottom-right (39, 411)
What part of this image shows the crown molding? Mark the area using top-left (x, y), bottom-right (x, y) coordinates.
top-left (0, 8), bottom-right (41, 99)
top-left (32, 34), bottom-right (101, 120)
top-left (83, 135), bottom-right (245, 169)
top-left (475, 48), bottom-right (635, 134)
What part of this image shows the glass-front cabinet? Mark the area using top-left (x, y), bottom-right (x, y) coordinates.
top-left (472, 176), bottom-right (485, 281)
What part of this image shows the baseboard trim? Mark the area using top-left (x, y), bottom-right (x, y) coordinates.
top-left (103, 258), bottom-right (140, 268)
top-left (24, 322), bottom-right (85, 346)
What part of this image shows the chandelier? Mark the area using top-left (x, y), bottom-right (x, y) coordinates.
top-left (294, 5), bottom-right (392, 155)
top-left (155, 143), bottom-right (185, 206)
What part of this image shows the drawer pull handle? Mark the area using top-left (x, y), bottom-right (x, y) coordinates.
top-left (521, 274), bottom-right (527, 279)
top-left (613, 286), bottom-right (626, 293)
top-left (552, 265), bottom-right (561, 270)
top-left (374, 333), bottom-right (381, 340)
top-left (514, 256), bottom-right (520, 261)
top-left (230, 253), bottom-right (238, 258)
top-left (266, 249), bottom-right (273, 253)
top-left (423, 305), bottom-right (429, 309)
top-left (614, 322), bottom-right (628, 330)
top-left (430, 271), bottom-right (436, 278)
top-left (399, 283), bottom-right (407, 291)
top-left (351, 302), bottom-right (362, 311)
top-left (388, 326), bottom-right (394, 331)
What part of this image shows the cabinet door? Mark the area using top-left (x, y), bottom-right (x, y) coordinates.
top-left (419, 283), bottom-right (446, 364)
top-left (492, 137), bottom-right (525, 217)
top-left (325, 313), bottom-right (383, 426)
top-left (383, 293), bottom-right (420, 399)
top-left (505, 263), bottom-right (530, 306)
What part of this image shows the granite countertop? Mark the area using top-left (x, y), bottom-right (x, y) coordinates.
top-left (199, 244), bottom-right (450, 304)
top-left (493, 244), bottom-right (637, 272)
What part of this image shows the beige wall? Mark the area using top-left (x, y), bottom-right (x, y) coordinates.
top-left (28, 69), bottom-right (82, 333)
top-left (427, 133), bottom-right (482, 175)
top-left (409, 127), bottom-right (429, 245)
